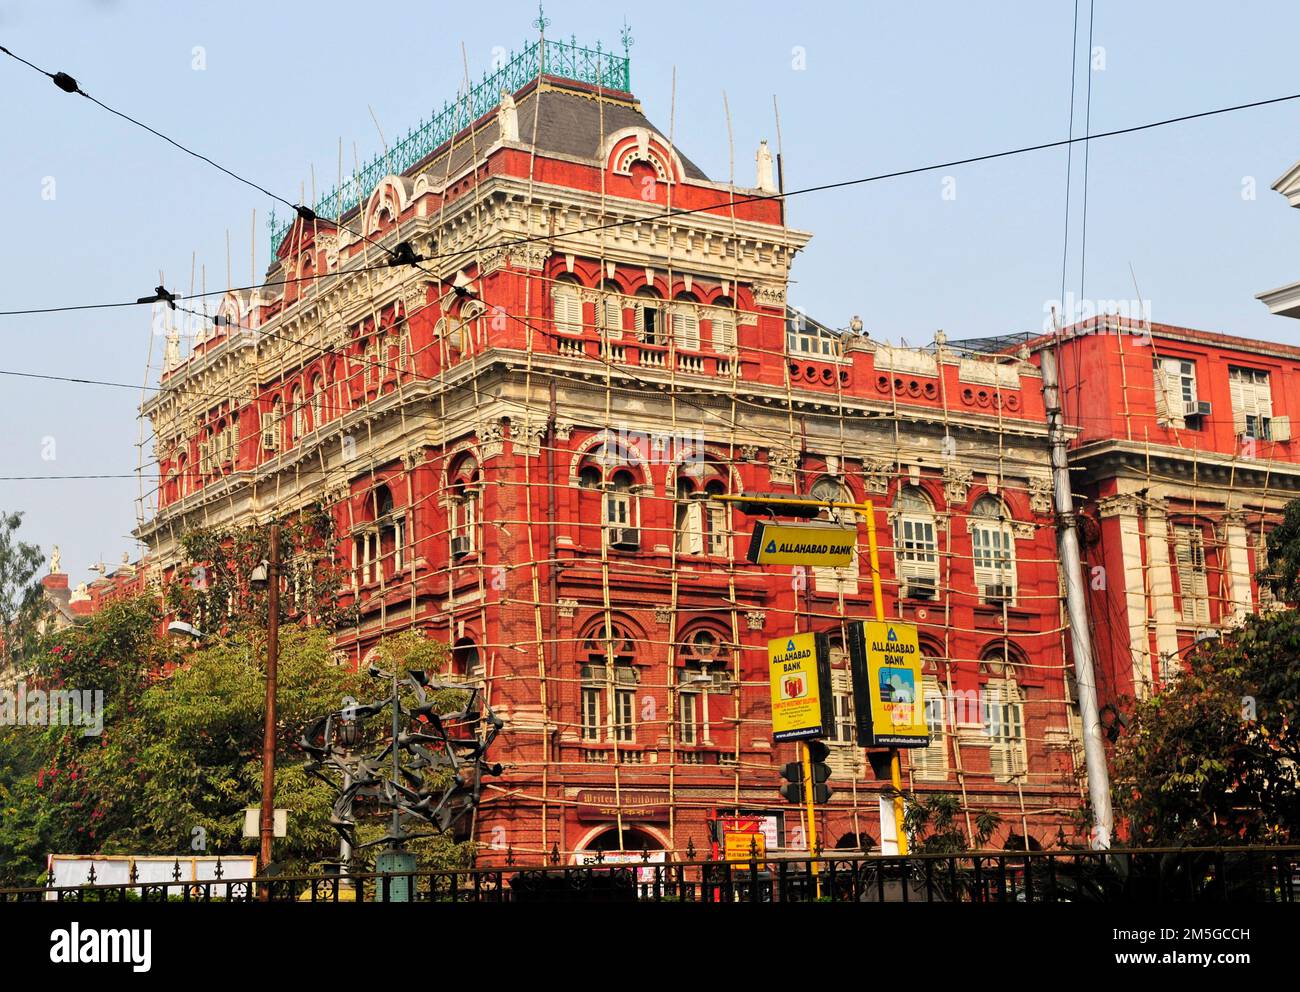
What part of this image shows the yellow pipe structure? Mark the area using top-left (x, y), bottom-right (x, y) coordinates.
top-left (713, 491), bottom-right (909, 856)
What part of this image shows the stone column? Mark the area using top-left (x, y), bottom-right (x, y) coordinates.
top-left (1223, 509), bottom-right (1253, 622)
top-left (1143, 498), bottom-right (1180, 679)
top-left (1098, 493), bottom-right (1152, 697)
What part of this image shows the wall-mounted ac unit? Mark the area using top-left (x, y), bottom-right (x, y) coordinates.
top-left (450, 535), bottom-right (472, 558)
top-left (983, 583), bottom-right (1015, 604)
top-left (905, 576), bottom-right (938, 600)
top-left (609, 527), bottom-right (640, 550)
top-left (1184, 400), bottom-right (1210, 418)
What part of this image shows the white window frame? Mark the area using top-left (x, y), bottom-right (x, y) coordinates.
top-left (600, 292), bottom-right (624, 339)
top-left (971, 499), bottom-right (1017, 605)
top-left (1154, 358), bottom-right (1198, 427)
top-left (710, 308), bottom-right (737, 353)
top-left (982, 677), bottom-right (1026, 781)
top-left (894, 489), bottom-right (939, 598)
top-left (1229, 366), bottom-right (1273, 440)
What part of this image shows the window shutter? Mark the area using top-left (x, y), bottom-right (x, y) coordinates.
top-left (712, 310), bottom-right (736, 351)
top-left (1174, 526), bottom-right (1209, 624)
top-left (1153, 363), bottom-right (1170, 422)
top-left (602, 296), bottom-right (624, 337)
top-left (554, 286), bottom-right (582, 334)
top-left (672, 306), bottom-right (699, 350)
top-left (1272, 415), bottom-right (1291, 442)
top-left (1229, 370), bottom-right (1248, 434)
top-left (683, 501), bottom-right (704, 555)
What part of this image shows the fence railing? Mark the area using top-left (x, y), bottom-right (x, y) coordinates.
top-left (5, 847), bottom-right (1299, 904)
top-left (267, 35), bottom-right (630, 254)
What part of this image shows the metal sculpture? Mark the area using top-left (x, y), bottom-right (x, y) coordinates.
top-left (300, 661), bottom-right (502, 857)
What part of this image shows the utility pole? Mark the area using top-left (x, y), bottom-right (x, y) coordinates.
top-left (1039, 339), bottom-right (1114, 849)
top-left (259, 522), bottom-right (281, 877)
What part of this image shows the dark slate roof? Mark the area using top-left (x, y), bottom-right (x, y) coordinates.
top-left (410, 77), bottom-right (710, 184)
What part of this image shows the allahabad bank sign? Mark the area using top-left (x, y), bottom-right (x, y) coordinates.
top-left (767, 631), bottom-right (834, 742)
top-left (847, 620), bottom-right (930, 748)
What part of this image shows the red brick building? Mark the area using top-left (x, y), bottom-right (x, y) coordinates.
top-left (1025, 320), bottom-right (1299, 712)
top-left (137, 34), bottom-right (1090, 863)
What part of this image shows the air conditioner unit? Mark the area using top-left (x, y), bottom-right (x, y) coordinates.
top-left (609, 527), bottom-right (640, 550)
top-left (905, 576), bottom-right (938, 600)
top-left (983, 584), bottom-right (1015, 604)
top-left (1184, 400), bottom-right (1209, 418)
top-left (450, 535), bottom-right (472, 558)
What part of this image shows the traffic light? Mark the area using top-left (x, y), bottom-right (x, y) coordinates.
top-left (778, 743), bottom-right (833, 803)
top-left (806, 740), bottom-right (833, 803)
top-left (779, 761), bottom-right (804, 803)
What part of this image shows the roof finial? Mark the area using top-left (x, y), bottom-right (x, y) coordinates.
top-left (534, 3), bottom-right (550, 35)
top-left (621, 18), bottom-right (634, 57)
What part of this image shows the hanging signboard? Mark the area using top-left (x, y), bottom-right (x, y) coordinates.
top-left (746, 521), bottom-right (857, 567)
top-left (723, 829), bottom-right (768, 863)
top-left (767, 630), bottom-right (834, 742)
top-left (847, 620), bottom-right (930, 748)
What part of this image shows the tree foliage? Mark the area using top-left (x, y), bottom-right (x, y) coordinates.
top-left (1265, 499), bottom-right (1300, 604)
top-left (0, 597), bottom-right (471, 886)
top-left (1113, 609), bottom-right (1300, 846)
top-left (0, 509), bottom-right (47, 669)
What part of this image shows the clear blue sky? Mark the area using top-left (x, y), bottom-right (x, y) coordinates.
top-left (2, 0), bottom-right (1299, 587)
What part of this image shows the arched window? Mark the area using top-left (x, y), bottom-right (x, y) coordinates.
top-left (894, 486), bottom-right (939, 600)
top-left (552, 278), bottom-right (583, 336)
top-left (674, 461), bottom-right (729, 557)
top-left (176, 454), bottom-right (190, 498)
top-left (449, 455), bottom-right (480, 559)
top-left (971, 496), bottom-right (1016, 604)
top-left (710, 298), bottom-right (737, 353)
top-left (980, 647), bottom-right (1026, 781)
top-left (229, 412), bottom-right (240, 466)
top-left (598, 281), bottom-right (625, 339)
top-left (676, 627), bottom-right (730, 746)
top-left (670, 294), bottom-right (700, 351)
top-left (809, 477), bottom-right (859, 594)
top-left (634, 289), bottom-right (663, 345)
top-left (577, 445), bottom-right (642, 550)
top-left (290, 386), bottom-right (305, 445)
top-left (452, 638), bottom-right (484, 682)
top-left (579, 619), bottom-right (641, 743)
top-left (354, 483), bottom-right (402, 586)
top-left (310, 374), bottom-right (326, 429)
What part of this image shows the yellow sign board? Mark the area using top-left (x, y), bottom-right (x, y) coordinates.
top-left (847, 620), bottom-right (930, 748)
top-left (768, 631), bottom-right (833, 742)
top-left (724, 830), bottom-right (768, 862)
top-left (746, 521), bottom-right (857, 567)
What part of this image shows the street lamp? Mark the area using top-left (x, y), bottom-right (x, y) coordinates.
top-left (167, 620), bottom-right (204, 640)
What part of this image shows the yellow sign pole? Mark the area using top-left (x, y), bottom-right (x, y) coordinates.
top-left (863, 503), bottom-right (908, 856)
top-left (728, 492), bottom-right (911, 860)
top-left (801, 740), bottom-right (822, 899)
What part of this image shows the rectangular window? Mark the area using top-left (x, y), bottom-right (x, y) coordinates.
top-left (581, 686), bottom-right (602, 741)
top-left (636, 300), bottom-right (661, 344)
top-left (606, 492), bottom-right (632, 527)
top-left (972, 525), bottom-right (1015, 603)
top-left (910, 677), bottom-right (948, 780)
top-left (601, 295), bottom-right (624, 338)
top-left (671, 306), bottom-right (700, 350)
top-left (614, 688), bottom-right (636, 743)
top-left (982, 680), bottom-right (1026, 781)
top-left (553, 286), bottom-right (583, 335)
top-left (711, 310), bottom-right (736, 352)
top-left (1154, 358), bottom-right (1198, 426)
top-left (707, 504), bottom-right (728, 557)
top-left (896, 515), bottom-right (939, 596)
top-left (1174, 525), bottom-right (1210, 624)
top-left (1229, 367), bottom-right (1273, 440)
top-left (678, 690), bottom-right (699, 745)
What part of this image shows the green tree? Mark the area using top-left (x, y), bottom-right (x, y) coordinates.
top-left (903, 792), bottom-right (1001, 853)
top-left (0, 510), bottom-right (47, 670)
top-left (1113, 609), bottom-right (1300, 845)
top-left (1265, 498), bottom-right (1300, 603)
top-left (0, 597), bottom-right (473, 886)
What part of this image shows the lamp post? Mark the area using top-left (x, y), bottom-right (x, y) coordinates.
top-left (250, 523), bottom-right (280, 887)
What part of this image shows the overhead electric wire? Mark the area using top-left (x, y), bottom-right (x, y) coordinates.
top-left (3, 39), bottom-right (1300, 317)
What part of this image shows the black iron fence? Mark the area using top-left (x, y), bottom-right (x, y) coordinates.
top-left (4, 847), bottom-right (1299, 904)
